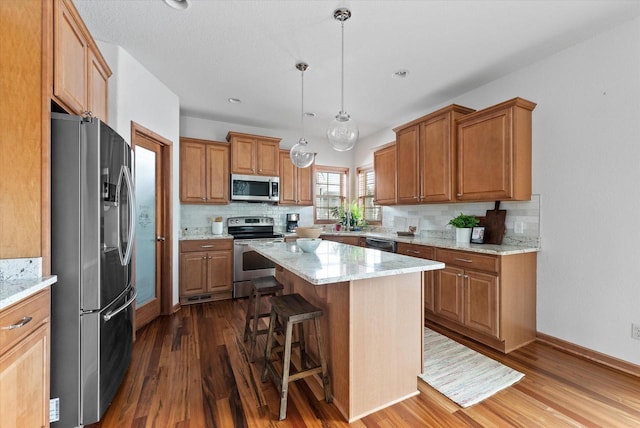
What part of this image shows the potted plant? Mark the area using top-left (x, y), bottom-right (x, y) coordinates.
top-left (331, 201), bottom-right (366, 231)
top-left (448, 213), bottom-right (479, 243)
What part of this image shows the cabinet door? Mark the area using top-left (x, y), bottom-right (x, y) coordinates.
top-left (231, 136), bottom-right (257, 174)
top-left (256, 140), bottom-right (279, 176)
top-left (434, 266), bottom-right (464, 323)
top-left (296, 163), bottom-right (314, 205)
top-left (323, 235), bottom-right (360, 246)
top-left (395, 126), bottom-right (420, 204)
top-left (279, 150), bottom-right (297, 205)
top-left (207, 251), bottom-right (232, 293)
top-left (464, 270), bottom-right (499, 338)
top-left (87, 48), bottom-right (109, 122)
top-left (54, 0), bottom-right (88, 114)
top-left (0, 324), bottom-right (49, 428)
top-left (373, 144), bottom-right (396, 205)
top-left (206, 143), bottom-right (230, 203)
top-left (420, 112), bottom-right (454, 202)
top-left (179, 251), bottom-right (208, 296)
top-left (180, 140), bottom-right (207, 203)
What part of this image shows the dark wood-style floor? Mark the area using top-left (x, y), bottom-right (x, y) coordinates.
top-left (92, 299), bottom-right (640, 427)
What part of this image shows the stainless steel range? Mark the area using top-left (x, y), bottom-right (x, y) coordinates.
top-left (228, 216), bottom-right (284, 298)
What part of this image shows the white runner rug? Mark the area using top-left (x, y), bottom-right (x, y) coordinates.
top-left (420, 327), bottom-right (524, 408)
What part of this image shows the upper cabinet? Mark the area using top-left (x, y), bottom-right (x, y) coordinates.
top-left (279, 150), bottom-right (314, 206)
top-left (456, 97), bottom-right (536, 201)
top-left (226, 131), bottom-right (280, 176)
top-left (180, 137), bottom-right (230, 204)
top-left (53, 0), bottom-right (111, 121)
top-left (394, 105), bottom-right (475, 204)
top-left (373, 143), bottom-right (396, 205)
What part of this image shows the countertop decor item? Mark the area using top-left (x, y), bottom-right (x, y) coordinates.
top-left (290, 62), bottom-right (315, 168)
top-left (449, 213), bottom-right (479, 243)
top-left (296, 226), bottom-right (323, 239)
top-left (296, 238), bottom-right (322, 253)
top-left (327, 8), bottom-right (358, 151)
top-left (483, 201), bottom-right (507, 244)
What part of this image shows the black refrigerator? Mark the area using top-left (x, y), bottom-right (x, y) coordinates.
top-left (50, 112), bottom-right (136, 427)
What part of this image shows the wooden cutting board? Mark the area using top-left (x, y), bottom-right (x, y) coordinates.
top-left (483, 201), bottom-right (506, 244)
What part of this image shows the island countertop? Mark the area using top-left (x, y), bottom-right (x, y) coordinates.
top-left (250, 240), bottom-right (444, 285)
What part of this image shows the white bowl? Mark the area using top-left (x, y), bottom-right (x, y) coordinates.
top-left (296, 226), bottom-right (323, 239)
top-left (296, 238), bottom-right (322, 253)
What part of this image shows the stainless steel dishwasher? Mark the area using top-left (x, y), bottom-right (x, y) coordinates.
top-left (364, 237), bottom-right (397, 253)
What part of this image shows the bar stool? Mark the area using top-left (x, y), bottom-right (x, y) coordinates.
top-left (261, 293), bottom-right (332, 420)
top-left (242, 276), bottom-right (284, 363)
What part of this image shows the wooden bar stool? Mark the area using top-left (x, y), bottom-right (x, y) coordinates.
top-left (242, 276), bottom-right (284, 363)
top-left (261, 293), bottom-right (332, 420)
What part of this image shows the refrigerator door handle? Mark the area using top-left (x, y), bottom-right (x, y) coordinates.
top-left (103, 288), bottom-right (137, 322)
top-left (116, 165), bottom-right (136, 266)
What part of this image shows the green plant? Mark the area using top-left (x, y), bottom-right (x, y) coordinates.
top-left (331, 200), bottom-right (366, 228)
top-left (448, 213), bottom-right (479, 228)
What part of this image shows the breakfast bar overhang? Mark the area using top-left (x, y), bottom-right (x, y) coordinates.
top-left (250, 240), bottom-right (444, 422)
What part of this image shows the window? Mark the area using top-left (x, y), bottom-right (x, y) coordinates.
top-left (357, 166), bottom-right (382, 224)
top-left (314, 166), bottom-right (348, 223)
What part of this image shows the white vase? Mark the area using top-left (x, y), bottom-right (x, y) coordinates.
top-left (455, 227), bottom-right (472, 243)
top-left (212, 221), bottom-right (223, 235)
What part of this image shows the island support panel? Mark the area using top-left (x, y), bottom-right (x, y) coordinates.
top-left (276, 266), bottom-right (424, 422)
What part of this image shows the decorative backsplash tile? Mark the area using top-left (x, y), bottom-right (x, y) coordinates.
top-left (0, 258), bottom-right (42, 282)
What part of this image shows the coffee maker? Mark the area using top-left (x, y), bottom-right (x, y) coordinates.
top-left (286, 213), bottom-right (299, 232)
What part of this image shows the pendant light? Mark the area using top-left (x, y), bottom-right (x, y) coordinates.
top-left (290, 62), bottom-right (315, 168)
top-left (327, 7), bottom-right (358, 152)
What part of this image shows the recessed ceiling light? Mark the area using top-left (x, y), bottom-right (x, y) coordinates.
top-left (163, 0), bottom-right (191, 10)
top-left (304, 112), bottom-right (316, 118)
top-left (392, 69), bottom-right (409, 79)
top-left (228, 98), bottom-right (242, 104)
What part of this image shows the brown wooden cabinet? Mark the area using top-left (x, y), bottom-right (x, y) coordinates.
top-left (279, 150), bottom-right (313, 206)
top-left (180, 137), bottom-right (229, 204)
top-left (227, 131), bottom-right (280, 176)
top-left (397, 243), bottom-right (435, 313)
top-left (53, 0), bottom-right (111, 121)
top-left (394, 105), bottom-right (475, 204)
top-left (429, 247), bottom-right (536, 353)
top-left (179, 239), bottom-right (233, 303)
top-left (322, 235), bottom-right (364, 246)
top-left (456, 97), bottom-right (536, 201)
top-left (0, 288), bottom-right (50, 428)
top-left (373, 143), bottom-right (396, 205)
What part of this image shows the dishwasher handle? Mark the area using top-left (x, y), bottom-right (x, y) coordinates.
top-left (364, 237), bottom-right (397, 253)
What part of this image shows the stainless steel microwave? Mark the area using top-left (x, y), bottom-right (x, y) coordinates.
top-left (230, 174), bottom-right (279, 202)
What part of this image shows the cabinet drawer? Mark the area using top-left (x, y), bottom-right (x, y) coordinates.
top-left (180, 239), bottom-right (233, 252)
top-left (0, 288), bottom-right (50, 355)
top-left (436, 248), bottom-right (498, 273)
top-left (397, 243), bottom-right (434, 259)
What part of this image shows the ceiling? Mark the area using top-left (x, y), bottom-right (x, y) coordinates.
top-left (74, 0), bottom-right (640, 143)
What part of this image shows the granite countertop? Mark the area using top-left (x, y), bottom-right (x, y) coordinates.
top-left (180, 233), bottom-right (233, 241)
top-left (249, 241), bottom-right (444, 286)
top-left (0, 275), bottom-right (57, 311)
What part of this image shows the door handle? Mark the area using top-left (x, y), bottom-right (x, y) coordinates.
top-left (157, 236), bottom-right (166, 241)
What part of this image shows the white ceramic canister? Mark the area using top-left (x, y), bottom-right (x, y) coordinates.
top-left (212, 221), bottom-right (223, 235)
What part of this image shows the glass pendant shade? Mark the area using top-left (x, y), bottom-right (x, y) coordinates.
top-left (290, 138), bottom-right (315, 168)
top-left (327, 111), bottom-right (358, 151)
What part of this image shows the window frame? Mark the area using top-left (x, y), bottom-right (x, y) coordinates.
top-left (356, 165), bottom-right (382, 225)
top-left (314, 165), bottom-right (349, 224)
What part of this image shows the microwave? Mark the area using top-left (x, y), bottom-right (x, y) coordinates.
top-left (231, 174), bottom-right (279, 203)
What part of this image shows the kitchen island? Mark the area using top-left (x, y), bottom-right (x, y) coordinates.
top-left (249, 240), bottom-right (444, 422)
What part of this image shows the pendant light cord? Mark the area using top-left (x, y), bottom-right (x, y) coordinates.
top-left (301, 67), bottom-right (305, 138)
top-left (340, 20), bottom-right (345, 113)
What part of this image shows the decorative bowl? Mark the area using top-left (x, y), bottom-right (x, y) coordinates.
top-left (296, 238), bottom-right (322, 253)
top-left (295, 226), bottom-right (323, 239)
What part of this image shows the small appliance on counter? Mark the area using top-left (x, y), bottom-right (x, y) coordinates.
top-left (286, 213), bottom-right (299, 232)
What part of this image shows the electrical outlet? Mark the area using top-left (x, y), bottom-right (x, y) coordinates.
top-left (514, 221), bottom-right (524, 234)
top-left (632, 323), bottom-right (640, 341)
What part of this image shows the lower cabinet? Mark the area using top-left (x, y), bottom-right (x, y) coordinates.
top-left (179, 239), bottom-right (233, 304)
top-left (397, 243), bottom-right (435, 313)
top-left (0, 288), bottom-right (50, 428)
top-left (429, 248), bottom-right (536, 353)
top-left (322, 235), bottom-right (365, 246)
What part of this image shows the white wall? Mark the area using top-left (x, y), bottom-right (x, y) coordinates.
top-left (98, 42), bottom-right (182, 306)
top-left (356, 17), bottom-right (640, 365)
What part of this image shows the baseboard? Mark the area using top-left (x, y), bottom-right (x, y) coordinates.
top-left (172, 303), bottom-right (181, 313)
top-left (536, 332), bottom-right (640, 378)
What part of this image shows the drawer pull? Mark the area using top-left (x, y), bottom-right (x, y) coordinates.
top-left (200, 245), bottom-right (214, 248)
top-left (2, 316), bottom-right (33, 330)
top-left (454, 258), bottom-right (473, 263)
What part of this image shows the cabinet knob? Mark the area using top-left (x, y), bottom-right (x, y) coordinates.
top-left (457, 273), bottom-right (463, 277)
top-left (456, 193), bottom-right (462, 197)
top-left (463, 274), bottom-right (469, 279)
top-left (201, 197), bottom-right (206, 201)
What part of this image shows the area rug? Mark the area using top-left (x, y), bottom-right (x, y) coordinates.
top-left (420, 327), bottom-right (524, 408)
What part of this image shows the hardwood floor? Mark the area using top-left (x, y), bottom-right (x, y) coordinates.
top-left (92, 299), bottom-right (640, 427)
